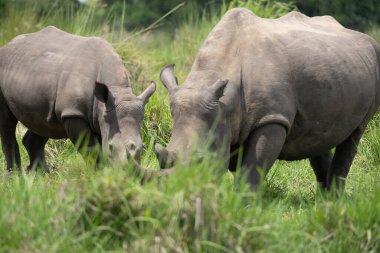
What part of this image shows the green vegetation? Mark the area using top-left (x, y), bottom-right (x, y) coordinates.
top-left (0, 1), bottom-right (380, 252)
top-left (291, 0), bottom-right (380, 30)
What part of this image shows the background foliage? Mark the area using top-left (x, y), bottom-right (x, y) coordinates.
top-left (1, 0), bottom-right (380, 30)
top-left (98, 0), bottom-right (380, 29)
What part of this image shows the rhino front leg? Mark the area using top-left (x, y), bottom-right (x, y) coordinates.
top-left (64, 118), bottom-right (101, 166)
top-left (309, 151), bottom-right (333, 189)
top-left (0, 105), bottom-right (21, 171)
top-left (326, 126), bottom-right (365, 191)
top-left (241, 124), bottom-right (287, 191)
top-left (22, 130), bottom-right (49, 172)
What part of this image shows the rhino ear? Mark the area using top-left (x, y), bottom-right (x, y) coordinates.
top-left (160, 64), bottom-right (179, 95)
top-left (209, 79), bottom-right (229, 99)
top-left (94, 82), bottom-right (110, 104)
top-left (138, 81), bottom-right (156, 104)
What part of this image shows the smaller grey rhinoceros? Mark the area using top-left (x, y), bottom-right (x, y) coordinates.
top-left (155, 8), bottom-right (380, 191)
top-left (0, 26), bottom-right (155, 171)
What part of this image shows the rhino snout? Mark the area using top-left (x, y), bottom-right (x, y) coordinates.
top-left (155, 143), bottom-right (176, 169)
top-left (108, 141), bottom-right (142, 163)
top-left (126, 141), bottom-right (143, 163)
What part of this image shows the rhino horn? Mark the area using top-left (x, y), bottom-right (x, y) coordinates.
top-left (209, 79), bottom-right (229, 99)
top-left (138, 81), bottom-right (156, 104)
top-left (160, 64), bottom-right (179, 95)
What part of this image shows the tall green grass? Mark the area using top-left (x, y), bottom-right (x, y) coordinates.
top-left (0, 4), bottom-right (95, 46)
top-left (0, 1), bottom-right (379, 252)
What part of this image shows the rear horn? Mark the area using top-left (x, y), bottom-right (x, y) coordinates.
top-left (138, 81), bottom-right (156, 104)
top-left (160, 64), bottom-right (179, 95)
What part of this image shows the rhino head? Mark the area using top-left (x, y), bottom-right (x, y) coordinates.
top-left (94, 81), bottom-right (156, 164)
top-left (155, 65), bottom-right (232, 168)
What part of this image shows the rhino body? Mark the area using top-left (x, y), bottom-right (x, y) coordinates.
top-left (156, 8), bottom-right (380, 190)
top-left (0, 26), bottom-right (155, 171)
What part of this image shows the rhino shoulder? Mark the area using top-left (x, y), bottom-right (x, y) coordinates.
top-left (223, 8), bottom-right (256, 19)
top-left (40, 25), bottom-right (62, 33)
top-left (279, 11), bottom-right (308, 21)
top-left (7, 26), bottom-right (61, 44)
top-left (205, 8), bottom-right (257, 44)
top-left (32, 26), bottom-right (68, 41)
top-left (221, 8), bottom-right (257, 26)
top-left (88, 38), bottom-right (129, 87)
top-left (88, 36), bottom-right (115, 53)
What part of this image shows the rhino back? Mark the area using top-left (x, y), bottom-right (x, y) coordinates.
top-left (0, 26), bottom-right (127, 138)
top-left (186, 8), bottom-right (380, 159)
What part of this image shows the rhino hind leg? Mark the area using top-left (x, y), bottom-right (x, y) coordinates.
top-left (326, 126), bottom-right (365, 191)
top-left (309, 151), bottom-right (333, 189)
top-left (241, 124), bottom-right (287, 191)
top-left (22, 130), bottom-right (49, 172)
top-left (0, 104), bottom-right (21, 171)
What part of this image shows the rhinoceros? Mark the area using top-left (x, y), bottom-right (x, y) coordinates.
top-left (155, 8), bottom-right (380, 190)
top-left (0, 26), bottom-right (155, 171)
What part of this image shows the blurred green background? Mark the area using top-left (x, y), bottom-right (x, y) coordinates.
top-left (1, 0), bottom-right (379, 30)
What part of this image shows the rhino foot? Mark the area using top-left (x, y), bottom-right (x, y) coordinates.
top-left (26, 164), bottom-right (50, 173)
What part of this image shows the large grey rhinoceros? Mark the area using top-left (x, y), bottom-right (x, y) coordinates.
top-left (0, 26), bottom-right (155, 172)
top-left (155, 8), bottom-right (380, 191)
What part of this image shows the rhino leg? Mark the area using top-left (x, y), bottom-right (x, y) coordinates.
top-left (309, 151), bottom-right (333, 189)
top-left (64, 118), bottom-right (101, 165)
top-left (228, 144), bottom-right (243, 172)
top-left (0, 103), bottom-right (21, 171)
top-left (326, 126), bottom-right (365, 191)
top-left (22, 130), bottom-right (49, 172)
top-left (241, 124), bottom-right (287, 191)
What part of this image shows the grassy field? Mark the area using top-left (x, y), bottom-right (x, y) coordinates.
top-left (0, 1), bottom-right (379, 252)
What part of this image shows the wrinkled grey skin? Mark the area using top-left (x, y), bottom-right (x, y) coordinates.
top-left (156, 8), bottom-right (380, 191)
top-left (0, 26), bottom-right (155, 171)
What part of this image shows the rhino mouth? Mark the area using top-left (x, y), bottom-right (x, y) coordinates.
top-left (126, 151), bottom-right (141, 164)
top-left (107, 142), bottom-right (142, 166)
top-left (154, 143), bottom-right (208, 169)
top-left (154, 143), bottom-right (177, 169)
